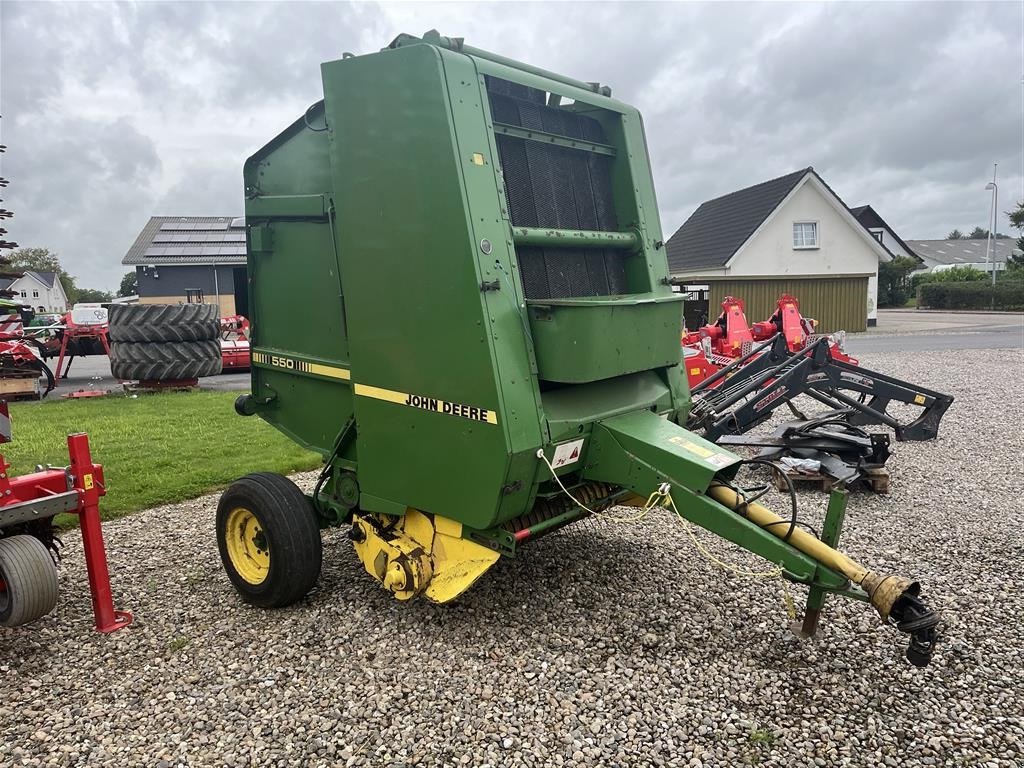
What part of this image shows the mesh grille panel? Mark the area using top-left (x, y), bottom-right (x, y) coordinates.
top-left (488, 79), bottom-right (626, 300)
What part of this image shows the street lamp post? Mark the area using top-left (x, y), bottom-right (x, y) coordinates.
top-left (985, 164), bottom-right (998, 287)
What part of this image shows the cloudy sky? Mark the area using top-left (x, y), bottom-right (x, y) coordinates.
top-left (2, 1), bottom-right (1021, 292)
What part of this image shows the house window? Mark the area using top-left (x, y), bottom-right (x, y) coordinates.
top-left (19, 291), bottom-right (26, 298)
top-left (793, 221), bottom-right (818, 249)
top-left (870, 230), bottom-right (884, 244)
top-left (32, 290), bottom-right (39, 298)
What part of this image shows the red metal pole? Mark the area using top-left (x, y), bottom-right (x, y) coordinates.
top-left (55, 331), bottom-right (70, 380)
top-left (66, 433), bottom-right (133, 633)
top-left (97, 329), bottom-right (111, 357)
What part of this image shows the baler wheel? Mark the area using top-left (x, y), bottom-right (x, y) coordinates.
top-left (0, 535), bottom-right (59, 627)
top-left (216, 473), bottom-right (322, 608)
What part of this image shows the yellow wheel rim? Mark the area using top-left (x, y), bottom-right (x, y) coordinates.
top-left (225, 506), bottom-right (270, 585)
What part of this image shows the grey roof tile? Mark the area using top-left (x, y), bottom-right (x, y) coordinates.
top-left (904, 239), bottom-right (1018, 266)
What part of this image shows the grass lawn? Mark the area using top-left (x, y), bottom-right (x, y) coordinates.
top-left (4, 391), bottom-right (321, 522)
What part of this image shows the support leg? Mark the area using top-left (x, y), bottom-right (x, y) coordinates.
top-left (66, 433), bottom-right (133, 633)
top-left (98, 330), bottom-right (111, 357)
top-left (800, 487), bottom-right (848, 637)
top-left (55, 334), bottom-right (69, 380)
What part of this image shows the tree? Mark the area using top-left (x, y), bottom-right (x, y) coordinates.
top-left (877, 256), bottom-right (920, 307)
top-left (1008, 201), bottom-right (1024, 263)
top-left (7, 247), bottom-right (78, 300)
top-left (118, 270), bottom-right (138, 297)
top-left (74, 288), bottom-right (113, 303)
top-left (946, 229), bottom-right (966, 240)
top-left (967, 226), bottom-right (1009, 239)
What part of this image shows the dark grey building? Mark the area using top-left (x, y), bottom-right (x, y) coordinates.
top-left (121, 216), bottom-right (248, 316)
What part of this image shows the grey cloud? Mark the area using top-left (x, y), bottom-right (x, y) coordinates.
top-left (1, 1), bottom-right (1020, 291)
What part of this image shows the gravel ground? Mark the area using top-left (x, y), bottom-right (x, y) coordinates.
top-left (2, 347), bottom-right (1022, 767)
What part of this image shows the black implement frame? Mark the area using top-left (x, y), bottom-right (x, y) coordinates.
top-left (687, 336), bottom-right (954, 442)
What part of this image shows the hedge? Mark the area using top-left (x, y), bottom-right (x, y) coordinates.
top-left (918, 280), bottom-right (1024, 311)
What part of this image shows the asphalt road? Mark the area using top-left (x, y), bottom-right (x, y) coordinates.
top-left (847, 310), bottom-right (1023, 354)
top-left (38, 355), bottom-right (250, 400)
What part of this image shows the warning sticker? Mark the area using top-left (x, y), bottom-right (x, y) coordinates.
top-left (551, 439), bottom-right (585, 468)
top-left (669, 436), bottom-right (734, 468)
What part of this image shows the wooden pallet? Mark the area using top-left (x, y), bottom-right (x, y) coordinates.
top-left (121, 378), bottom-right (199, 394)
top-left (0, 373), bottom-right (41, 401)
top-left (771, 465), bottom-right (890, 494)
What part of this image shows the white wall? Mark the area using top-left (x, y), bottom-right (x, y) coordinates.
top-left (727, 179), bottom-right (882, 321)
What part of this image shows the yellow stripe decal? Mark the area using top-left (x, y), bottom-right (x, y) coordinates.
top-left (307, 362), bottom-right (351, 380)
top-left (254, 351), bottom-right (494, 425)
top-left (252, 351), bottom-right (351, 380)
top-left (354, 383), bottom-right (499, 425)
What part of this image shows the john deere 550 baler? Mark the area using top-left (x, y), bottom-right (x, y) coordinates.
top-left (220, 31), bottom-right (938, 665)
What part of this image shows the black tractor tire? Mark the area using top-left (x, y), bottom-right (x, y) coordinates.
top-left (110, 340), bottom-right (222, 381)
top-left (108, 303), bottom-right (220, 343)
top-left (0, 535), bottom-right (59, 627)
top-left (216, 473), bottom-right (323, 609)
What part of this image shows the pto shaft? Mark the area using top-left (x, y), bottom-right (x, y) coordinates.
top-left (707, 485), bottom-right (939, 666)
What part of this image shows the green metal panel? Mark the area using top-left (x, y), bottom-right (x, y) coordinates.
top-left (703, 276), bottom-right (868, 333)
top-left (242, 101), bottom-right (350, 457)
top-left (526, 294), bottom-right (684, 383)
top-left (511, 227), bottom-right (638, 250)
top-left (320, 44), bottom-right (527, 528)
top-left (246, 194), bottom-right (327, 219)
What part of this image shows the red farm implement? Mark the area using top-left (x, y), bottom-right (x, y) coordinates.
top-left (681, 295), bottom-right (953, 444)
top-left (52, 305), bottom-right (112, 380)
top-left (0, 401), bottom-right (132, 631)
top-left (0, 303), bottom-right (55, 400)
top-left (220, 314), bottom-right (251, 371)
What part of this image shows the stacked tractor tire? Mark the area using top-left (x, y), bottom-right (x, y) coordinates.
top-left (108, 304), bottom-right (222, 381)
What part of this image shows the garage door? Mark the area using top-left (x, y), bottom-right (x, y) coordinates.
top-left (703, 276), bottom-right (868, 333)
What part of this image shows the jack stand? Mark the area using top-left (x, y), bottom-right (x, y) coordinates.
top-left (797, 487), bottom-right (848, 637)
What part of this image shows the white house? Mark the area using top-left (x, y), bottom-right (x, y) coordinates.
top-left (666, 168), bottom-right (895, 331)
top-left (0, 271), bottom-right (70, 313)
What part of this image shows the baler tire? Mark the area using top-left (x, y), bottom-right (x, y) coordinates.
top-left (0, 535), bottom-right (59, 627)
top-left (109, 340), bottom-right (222, 381)
top-left (216, 473), bottom-right (322, 609)
top-left (108, 303), bottom-right (220, 343)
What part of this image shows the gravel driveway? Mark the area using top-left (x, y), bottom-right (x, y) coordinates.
top-left (2, 347), bottom-right (1022, 767)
